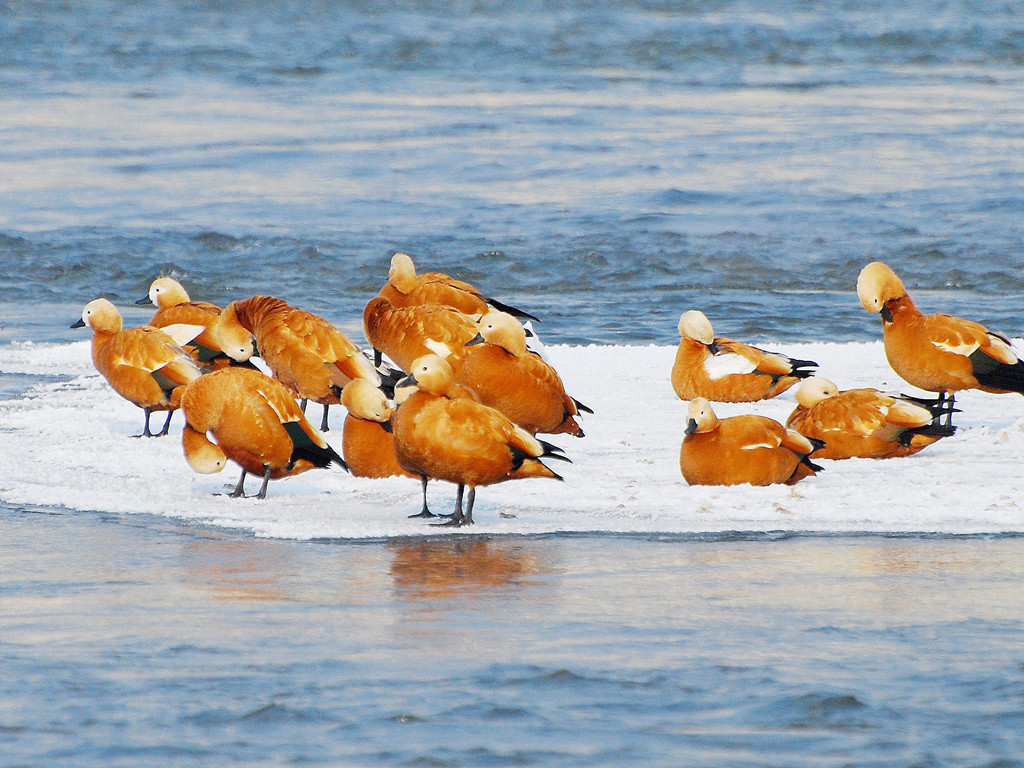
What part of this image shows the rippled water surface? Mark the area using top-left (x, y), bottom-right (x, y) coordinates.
top-left (3, 510), bottom-right (1024, 767)
top-left (3, 0), bottom-right (1024, 345)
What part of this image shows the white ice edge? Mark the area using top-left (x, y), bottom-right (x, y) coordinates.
top-left (2, 340), bottom-right (1023, 539)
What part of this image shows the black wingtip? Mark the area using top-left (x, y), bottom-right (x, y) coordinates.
top-left (483, 296), bottom-right (541, 323)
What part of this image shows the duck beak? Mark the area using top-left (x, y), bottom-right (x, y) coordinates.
top-left (880, 305), bottom-right (893, 323)
top-left (397, 373), bottom-right (418, 389)
top-left (380, 420), bottom-right (394, 433)
top-left (465, 333), bottom-right (484, 347)
top-left (684, 418), bottom-right (698, 435)
top-left (135, 296), bottom-right (154, 306)
top-left (70, 318), bottom-right (85, 329)
top-left (707, 341), bottom-right (720, 355)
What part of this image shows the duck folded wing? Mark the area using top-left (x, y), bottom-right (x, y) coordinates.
top-left (106, 327), bottom-right (200, 376)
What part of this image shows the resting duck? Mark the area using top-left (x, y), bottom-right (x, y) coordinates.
top-left (671, 310), bottom-right (817, 402)
top-left (680, 397), bottom-right (822, 486)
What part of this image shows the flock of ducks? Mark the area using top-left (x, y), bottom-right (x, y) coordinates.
top-left (71, 256), bottom-right (1024, 525)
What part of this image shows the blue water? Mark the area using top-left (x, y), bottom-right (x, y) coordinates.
top-left (3, 1), bottom-right (1024, 764)
top-left (4, 510), bottom-right (1024, 767)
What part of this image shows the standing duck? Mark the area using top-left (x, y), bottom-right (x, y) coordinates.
top-left (180, 366), bottom-right (346, 498)
top-left (212, 295), bottom-right (380, 431)
top-left (857, 261), bottom-right (1024, 420)
top-left (72, 298), bottom-right (203, 437)
top-left (392, 354), bottom-right (568, 526)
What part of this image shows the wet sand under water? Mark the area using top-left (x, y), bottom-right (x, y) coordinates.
top-left (2, 505), bottom-right (1023, 766)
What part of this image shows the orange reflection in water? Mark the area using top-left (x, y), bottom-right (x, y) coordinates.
top-left (180, 537), bottom-right (293, 602)
top-left (389, 537), bottom-right (548, 601)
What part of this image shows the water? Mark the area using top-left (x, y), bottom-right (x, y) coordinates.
top-left (3, 1), bottom-right (1024, 346)
top-left (3, 1), bottom-right (1024, 764)
top-left (4, 510), bottom-right (1024, 767)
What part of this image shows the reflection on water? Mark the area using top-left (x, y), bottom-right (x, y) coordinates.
top-left (388, 536), bottom-right (548, 601)
top-left (4, 509), bottom-right (1024, 767)
top-left (179, 537), bottom-right (294, 602)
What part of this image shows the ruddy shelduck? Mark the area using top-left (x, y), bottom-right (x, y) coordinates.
top-left (136, 277), bottom-right (229, 368)
top-left (786, 377), bottom-right (955, 460)
top-left (457, 310), bottom-right (590, 437)
top-left (857, 261), bottom-right (1024, 419)
top-left (362, 296), bottom-right (480, 372)
top-left (671, 310), bottom-right (817, 402)
top-left (341, 379), bottom-right (434, 518)
top-left (340, 379), bottom-right (408, 478)
top-left (180, 366), bottom-right (346, 499)
top-left (392, 354), bottom-right (568, 526)
top-left (680, 397), bottom-right (822, 486)
top-left (212, 295), bottom-right (380, 431)
top-left (72, 298), bottom-right (203, 437)
top-left (379, 251), bottom-right (538, 322)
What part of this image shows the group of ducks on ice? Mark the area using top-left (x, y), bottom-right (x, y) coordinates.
top-left (73, 254), bottom-right (1024, 526)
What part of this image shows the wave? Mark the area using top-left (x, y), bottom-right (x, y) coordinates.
top-left (2, 339), bottom-right (1024, 540)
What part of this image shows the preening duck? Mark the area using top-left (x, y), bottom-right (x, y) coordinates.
top-left (670, 310), bottom-right (817, 403)
top-left (362, 296), bottom-right (480, 372)
top-left (378, 251), bottom-right (538, 322)
top-left (457, 310), bottom-right (589, 437)
top-left (786, 376), bottom-right (955, 460)
top-left (213, 295), bottom-right (380, 431)
top-left (340, 379), bottom-right (434, 518)
top-left (180, 366), bottom-right (346, 499)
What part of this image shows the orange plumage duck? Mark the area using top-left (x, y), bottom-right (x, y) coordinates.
top-left (180, 366), bottom-right (346, 499)
top-left (72, 298), bottom-right (203, 437)
top-left (362, 295), bottom-right (480, 372)
top-left (340, 379), bottom-right (412, 479)
top-left (857, 261), bottom-right (1024, 420)
top-left (136, 277), bottom-right (230, 368)
top-left (457, 310), bottom-right (589, 437)
top-left (785, 377), bottom-right (955, 460)
top-left (670, 310), bottom-right (817, 402)
top-left (378, 251), bottom-right (538, 322)
top-left (392, 354), bottom-right (568, 526)
top-left (212, 295), bottom-right (380, 431)
top-left (341, 379), bottom-right (435, 518)
top-left (680, 397), bottom-right (822, 486)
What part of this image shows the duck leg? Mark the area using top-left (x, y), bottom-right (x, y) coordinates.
top-left (408, 476), bottom-right (436, 518)
top-left (136, 407), bottom-right (155, 438)
top-left (228, 468), bottom-right (248, 498)
top-left (156, 410), bottom-right (174, 437)
top-left (320, 404), bottom-right (330, 432)
top-left (433, 484), bottom-right (472, 527)
top-left (254, 466), bottom-right (273, 499)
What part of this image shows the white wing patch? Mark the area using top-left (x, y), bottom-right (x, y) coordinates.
top-left (931, 339), bottom-right (979, 357)
top-left (159, 323), bottom-right (207, 347)
top-left (704, 351), bottom-right (757, 379)
top-left (741, 442), bottom-right (775, 450)
top-left (257, 387), bottom-right (289, 423)
top-left (424, 338), bottom-right (453, 359)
